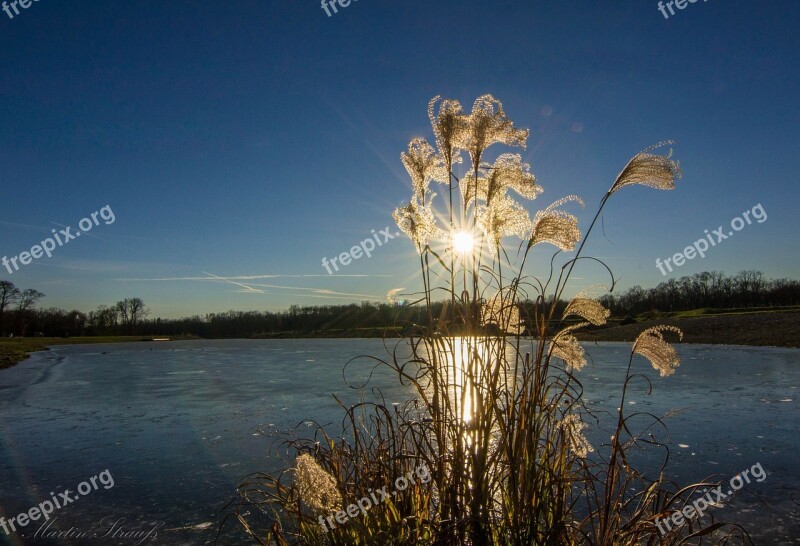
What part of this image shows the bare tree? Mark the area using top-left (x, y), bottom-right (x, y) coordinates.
top-left (15, 288), bottom-right (44, 336)
top-left (89, 305), bottom-right (119, 335)
top-left (0, 281), bottom-right (20, 334)
top-left (16, 289), bottom-right (44, 311)
top-left (116, 298), bottom-right (149, 334)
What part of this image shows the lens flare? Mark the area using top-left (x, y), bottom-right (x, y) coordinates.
top-left (452, 231), bottom-right (475, 255)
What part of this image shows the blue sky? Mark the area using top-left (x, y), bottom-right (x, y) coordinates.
top-left (0, 0), bottom-right (797, 318)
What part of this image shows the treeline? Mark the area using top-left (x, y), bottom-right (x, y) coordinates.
top-left (0, 280), bottom-right (149, 337)
top-left (599, 270), bottom-right (800, 317)
top-left (0, 281), bottom-right (45, 337)
top-left (137, 303), bottom-right (429, 338)
top-left (3, 271), bottom-right (799, 338)
top-left (0, 277), bottom-right (430, 337)
top-left (16, 300), bottom-right (429, 338)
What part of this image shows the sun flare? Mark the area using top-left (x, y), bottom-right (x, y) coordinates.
top-left (452, 231), bottom-right (475, 255)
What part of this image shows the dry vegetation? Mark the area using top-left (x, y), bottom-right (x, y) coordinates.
top-left (229, 96), bottom-right (753, 545)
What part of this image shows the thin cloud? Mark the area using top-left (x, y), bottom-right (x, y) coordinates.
top-left (116, 271), bottom-right (396, 303)
top-left (115, 273), bottom-right (390, 281)
top-left (242, 282), bottom-right (387, 300)
top-left (202, 271), bottom-right (264, 294)
top-left (230, 289), bottom-right (387, 302)
top-left (386, 287), bottom-right (405, 303)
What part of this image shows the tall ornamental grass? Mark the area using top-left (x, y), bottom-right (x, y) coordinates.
top-left (230, 95), bottom-right (751, 546)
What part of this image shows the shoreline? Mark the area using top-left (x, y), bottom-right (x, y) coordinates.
top-left (2, 310), bottom-right (797, 371)
top-left (0, 336), bottom-right (200, 371)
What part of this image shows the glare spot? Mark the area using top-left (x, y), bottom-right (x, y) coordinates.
top-left (452, 231), bottom-right (475, 255)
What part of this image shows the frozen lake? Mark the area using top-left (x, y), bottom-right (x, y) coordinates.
top-left (0, 339), bottom-right (798, 544)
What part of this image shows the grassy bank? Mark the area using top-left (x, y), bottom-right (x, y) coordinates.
top-left (0, 336), bottom-right (192, 370)
top-left (577, 309), bottom-right (800, 348)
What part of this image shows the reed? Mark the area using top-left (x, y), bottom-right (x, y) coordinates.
top-left (230, 95), bottom-right (751, 546)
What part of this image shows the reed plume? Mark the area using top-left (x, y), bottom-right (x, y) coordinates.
top-left (609, 141), bottom-right (683, 195)
top-left (294, 454), bottom-right (341, 516)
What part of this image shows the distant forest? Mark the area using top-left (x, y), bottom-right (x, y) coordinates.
top-left (1, 270), bottom-right (799, 338)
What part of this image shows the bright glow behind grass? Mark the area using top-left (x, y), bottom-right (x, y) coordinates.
top-left (452, 231), bottom-right (475, 255)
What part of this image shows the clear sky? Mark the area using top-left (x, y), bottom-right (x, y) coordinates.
top-left (0, 0), bottom-right (797, 318)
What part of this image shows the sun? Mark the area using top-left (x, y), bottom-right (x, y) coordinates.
top-left (452, 231), bottom-right (475, 255)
